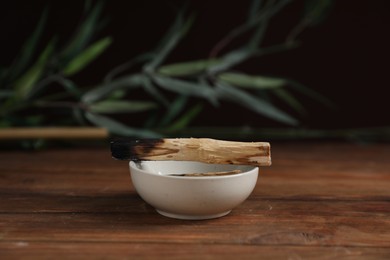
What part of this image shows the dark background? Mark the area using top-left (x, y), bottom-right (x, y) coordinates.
top-left (2, 0), bottom-right (390, 130)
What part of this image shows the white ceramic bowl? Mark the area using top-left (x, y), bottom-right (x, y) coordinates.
top-left (129, 161), bottom-right (259, 220)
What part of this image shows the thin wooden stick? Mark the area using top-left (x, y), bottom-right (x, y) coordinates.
top-left (112, 138), bottom-right (271, 166)
top-left (0, 127), bottom-right (109, 139)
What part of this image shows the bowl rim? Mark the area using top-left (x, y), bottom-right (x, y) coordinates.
top-left (129, 160), bottom-right (258, 180)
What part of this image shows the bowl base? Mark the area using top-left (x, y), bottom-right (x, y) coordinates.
top-left (156, 209), bottom-right (231, 220)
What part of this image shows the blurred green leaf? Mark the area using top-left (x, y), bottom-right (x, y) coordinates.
top-left (55, 76), bottom-right (81, 97)
top-left (157, 59), bottom-right (220, 77)
top-left (288, 79), bottom-right (335, 109)
top-left (89, 100), bottom-right (157, 114)
top-left (159, 95), bottom-right (188, 127)
top-left (218, 72), bottom-right (286, 89)
top-left (209, 0), bottom-right (291, 57)
top-left (165, 102), bottom-right (203, 132)
top-left (304, 0), bottom-right (333, 26)
top-left (107, 89), bottom-right (126, 100)
top-left (144, 11), bottom-right (195, 71)
top-left (272, 88), bottom-right (307, 115)
top-left (0, 90), bottom-right (13, 99)
top-left (0, 1), bottom-right (335, 140)
top-left (7, 8), bottom-right (48, 83)
top-left (13, 39), bottom-right (55, 100)
top-left (248, 0), bottom-right (263, 22)
top-left (72, 107), bottom-right (87, 126)
top-left (26, 75), bottom-right (80, 99)
top-left (63, 37), bottom-right (112, 76)
top-left (82, 74), bottom-right (144, 103)
top-left (143, 110), bottom-right (160, 129)
top-left (247, 0), bottom-right (282, 49)
top-left (208, 49), bottom-right (253, 74)
top-left (60, 1), bottom-right (103, 62)
top-left (85, 112), bottom-right (161, 138)
top-left (105, 53), bottom-right (153, 83)
top-left (246, 0), bottom-right (291, 32)
top-left (152, 75), bottom-right (218, 105)
top-left (141, 76), bottom-right (170, 106)
top-left (215, 82), bottom-right (298, 125)
top-left (287, 0), bottom-right (333, 43)
top-left (248, 18), bottom-right (268, 50)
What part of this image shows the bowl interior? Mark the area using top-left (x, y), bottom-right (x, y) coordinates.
top-left (134, 161), bottom-right (254, 177)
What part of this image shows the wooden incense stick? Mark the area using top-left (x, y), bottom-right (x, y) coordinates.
top-left (111, 138), bottom-right (271, 166)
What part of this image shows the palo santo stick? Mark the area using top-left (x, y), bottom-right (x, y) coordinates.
top-left (169, 170), bottom-right (242, 177)
top-left (111, 138), bottom-right (271, 166)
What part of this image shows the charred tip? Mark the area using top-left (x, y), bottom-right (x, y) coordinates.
top-left (110, 139), bottom-right (164, 160)
top-left (111, 140), bottom-right (132, 160)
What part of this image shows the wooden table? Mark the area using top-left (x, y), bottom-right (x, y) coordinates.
top-left (1, 142), bottom-right (389, 259)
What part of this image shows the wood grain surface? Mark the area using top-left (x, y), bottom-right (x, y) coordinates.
top-left (0, 142), bottom-right (389, 259)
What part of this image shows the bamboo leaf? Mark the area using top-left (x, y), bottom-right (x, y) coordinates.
top-left (144, 11), bottom-right (195, 71)
top-left (215, 82), bottom-right (298, 125)
top-left (159, 95), bottom-right (188, 127)
top-left (104, 53), bottom-right (153, 83)
top-left (218, 72), bottom-right (286, 89)
top-left (209, 0), bottom-right (291, 57)
top-left (157, 59), bottom-right (220, 77)
top-left (152, 75), bottom-right (218, 105)
top-left (13, 39), bottom-right (55, 100)
top-left (248, 0), bottom-right (263, 22)
top-left (288, 79), bottom-right (335, 109)
top-left (141, 76), bottom-right (170, 106)
top-left (250, 0), bottom-right (292, 27)
top-left (26, 74), bottom-right (81, 99)
top-left (304, 0), bottom-right (333, 26)
top-left (247, 0), bottom-right (273, 49)
top-left (208, 49), bottom-right (253, 74)
top-left (63, 37), bottom-right (112, 76)
top-left (85, 112), bottom-right (161, 138)
top-left (55, 76), bottom-right (81, 97)
top-left (166, 103), bottom-right (203, 132)
top-left (72, 108), bottom-right (88, 126)
top-left (82, 74), bottom-right (144, 103)
top-left (143, 109), bottom-right (163, 129)
top-left (272, 88), bottom-right (307, 115)
top-left (107, 89), bottom-right (126, 100)
top-left (89, 100), bottom-right (157, 114)
top-left (248, 18), bottom-right (268, 50)
top-left (60, 1), bottom-right (103, 62)
top-left (7, 8), bottom-right (48, 82)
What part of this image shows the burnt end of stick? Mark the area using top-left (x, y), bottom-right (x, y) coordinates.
top-left (111, 140), bottom-right (132, 160)
top-left (110, 139), bottom-right (164, 160)
top-left (134, 139), bottom-right (164, 155)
